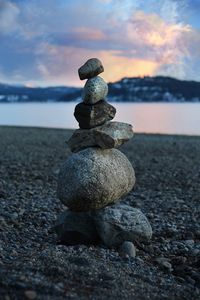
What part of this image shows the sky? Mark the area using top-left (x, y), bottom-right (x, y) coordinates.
top-left (0, 0), bottom-right (200, 87)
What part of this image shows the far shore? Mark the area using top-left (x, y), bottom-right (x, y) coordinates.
top-left (1, 124), bottom-right (200, 137)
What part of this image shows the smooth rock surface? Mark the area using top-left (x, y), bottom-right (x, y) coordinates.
top-left (94, 204), bottom-right (152, 247)
top-left (74, 100), bottom-right (116, 129)
top-left (78, 58), bottom-right (104, 80)
top-left (57, 148), bottom-right (135, 211)
top-left (68, 121), bottom-right (134, 152)
top-left (55, 210), bottom-right (99, 245)
top-left (83, 76), bottom-right (108, 104)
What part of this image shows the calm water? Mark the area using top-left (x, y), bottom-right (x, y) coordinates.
top-left (0, 102), bottom-right (200, 135)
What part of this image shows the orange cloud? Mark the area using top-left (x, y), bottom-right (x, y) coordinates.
top-left (127, 11), bottom-right (191, 64)
top-left (35, 44), bottom-right (158, 86)
top-left (99, 51), bottom-right (158, 82)
top-left (128, 10), bottom-right (191, 44)
top-left (33, 10), bottom-right (196, 86)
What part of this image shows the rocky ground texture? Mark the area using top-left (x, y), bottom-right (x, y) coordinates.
top-left (0, 126), bottom-right (199, 300)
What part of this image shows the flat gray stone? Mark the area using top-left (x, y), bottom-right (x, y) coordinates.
top-left (94, 204), bottom-right (152, 247)
top-left (68, 121), bottom-right (134, 152)
top-left (57, 148), bottom-right (135, 212)
top-left (83, 76), bottom-right (108, 104)
top-left (78, 58), bottom-right (104, 80)
top-left (54, 210), bottom-right (99, 245)
top-left (74, 100), bottom-right (116, 129)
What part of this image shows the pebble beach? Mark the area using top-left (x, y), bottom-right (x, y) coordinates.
top-left (0, 126), bottom-right (200, 300)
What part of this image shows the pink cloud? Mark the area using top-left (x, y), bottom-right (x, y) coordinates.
top-left (72, 27), bottom-right (107, 41)
top-left (126, 11), bottom-right (191, 61)
top-left (1, 1), bottom-right (200, 86)
top-left (32, 5), bottom-right (200, 87)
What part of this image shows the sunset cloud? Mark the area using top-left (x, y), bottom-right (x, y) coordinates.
top-left (129, 11), bottom-right (191, 47)
top-left (0, 0), bottom-right (200, 86)
top-left (34, 44), bottom-right (158, 86)
top-left (125, 10), bottom-right (192, 66)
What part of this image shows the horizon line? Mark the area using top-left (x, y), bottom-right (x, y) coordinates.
top-left (1, 75), bottom-right (200, 89)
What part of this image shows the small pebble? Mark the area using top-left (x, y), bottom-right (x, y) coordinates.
top-left (132, 200), bottom-right (142, 208)
top-left (163, 227), bottom-right (177, 238)
top-left (119, 241), bottom-right (136, 258)
top-left (78, 58), bottom-right (104, 80)
top-left (194, 229), bottom-right (200, 239)
top-left (186, 276), bottom-right (196, 286)
top-left (185, 231), bottom-right (194, 239)
top-left (184, 239), bottom-right (195, 247)
top-left (155, 257), bottom-right (173, 272)
top-left (192, 248), bottom-right (200, 256)
top-left (24, 290), bottom-right (37, 300)
top-left (171, 256), bottom-right (187, 265)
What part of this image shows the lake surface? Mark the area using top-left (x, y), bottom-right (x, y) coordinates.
top-left (0, 102), bottom-right (200, 135)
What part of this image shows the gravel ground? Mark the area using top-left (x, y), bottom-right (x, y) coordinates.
top-left (0, 126), bottom-right (199, 300)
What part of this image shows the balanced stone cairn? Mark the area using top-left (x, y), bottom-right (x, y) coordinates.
top-left (56, 58), bottom-right (152, 253)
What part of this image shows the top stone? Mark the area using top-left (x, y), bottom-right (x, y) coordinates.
top-left (78, 58), bottom-right (104, 80)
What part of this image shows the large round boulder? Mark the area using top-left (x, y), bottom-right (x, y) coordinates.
top-left (57, 148), bottom-right (135, 211)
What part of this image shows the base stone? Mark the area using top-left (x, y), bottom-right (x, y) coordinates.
top-left (54, 210), bottom-right (99, 245)
top-left (94, 204), bottom-right (152, 247)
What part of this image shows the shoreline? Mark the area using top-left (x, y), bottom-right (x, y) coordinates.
top-left (1, 124), bottom-right (200, 138)
top-left (0, 126), bottom-right (199, 299)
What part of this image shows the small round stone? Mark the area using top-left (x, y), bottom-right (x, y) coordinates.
top-left (78, 58), bottom-right (104, 80)
top-left (24, 290), bottom-right (37, 300)
top-left (155, 257), bottom-right (173, 272)
top-left (119, 241), bottom-right (136, 258)
top-left (83, 76), bottom-right (108, 104)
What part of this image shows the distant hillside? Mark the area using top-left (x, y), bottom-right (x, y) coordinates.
top-left (108, 76), bottom-right (200, 102)
top-left (0, 84), bottom-right (81, 102)
top-left (1, 76), bottom-right (200, 102)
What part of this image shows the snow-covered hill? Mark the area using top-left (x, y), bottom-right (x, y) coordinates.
top-left (107, 76), bottom-right (200, 102)
top-left (1, 76), bottom-right (200, 102)
top-left (0, 84), bottom-right (80, 102)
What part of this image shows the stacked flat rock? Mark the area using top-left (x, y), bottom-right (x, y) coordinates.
top-left (56, 58), bottom-right (152, 248)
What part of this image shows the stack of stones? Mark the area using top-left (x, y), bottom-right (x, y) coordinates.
top-left (56, 58), bottom-right (152, 254)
